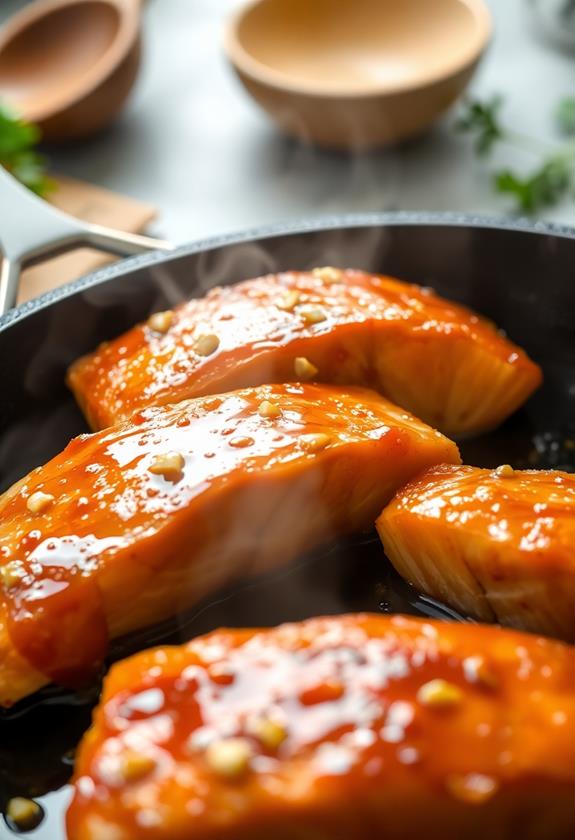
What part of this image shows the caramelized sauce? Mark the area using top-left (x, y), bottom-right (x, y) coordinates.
top-left (377, 463), bottom-right (575, 640)
top-left (0, 533), bottom-right (461, 838)
top-left (0, 383), bottom-right (458, 699)
top-left (67, 612), bottom-right (575, 838)
top-left (6, 560), bottom-right (107, 688)
top-left (67, 269), bottom-right (541, 434)
top-left (0, 368), bottom-right (567, 838)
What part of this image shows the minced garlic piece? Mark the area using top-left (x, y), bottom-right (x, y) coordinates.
top-left (312, 266), bottom-right (342, 282)
top-left (446, 772), bottom-right (499, 804)
top-left (0, 562), bottom-right (22, 589)
top-left (294, 356), bottom-right (318, 380)
top-left (299, 433), bottom-right (331, 453)
top-left (300, 307), bottom-right (327, 325)
top-left (494, 464), bottom-right (514, 478)
top-left (463, 656), bottom-right (499, 690)
top-left (417, 679), bottom-right (463, 709)
top-left (194, 334), bottom-right (220, 356)
top-left (278, 290), bottom-right (301, 311)
top-left (26, 490), bottom-right (55, 514)
top-left (120, 751), bottom-right (156, 783)
top-left (258, 400), bottom-right (281, 419)
top-left (205, 737), bottom-right (253, 778)
top-left (247, 717), bottom-right (287, 750)
top-left (147, 310), bottom-right (173, 334)
top-left (84, 815), bottom-right (125, 840)
top-left (5, 798), bottom-right (43, 831)
top-left (148, 452), bottom-right (185, 481)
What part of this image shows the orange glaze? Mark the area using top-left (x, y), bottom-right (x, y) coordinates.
top-left (67, 268), bottom-right (542, 436)
top-left (67, 613), bottom-right (575, 840)
top-left (0, 384), bottom-right (460, 707)
top-left (377, 465), bottom-right (575, 641)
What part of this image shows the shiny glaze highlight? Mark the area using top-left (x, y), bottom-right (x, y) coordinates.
top-left (67, 613), bottom-right (575, 839)
top-left (377, 465), bottom-right (575, 640)
top-left (0, 383), bottom-right (459, 707)
top-left (67, 268), bottom-right (542, 435)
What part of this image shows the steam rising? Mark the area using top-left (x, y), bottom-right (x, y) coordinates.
top-left (148, 223), bottom-right (395, 310)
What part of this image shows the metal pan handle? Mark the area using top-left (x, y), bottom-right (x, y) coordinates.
top-left (0, 166), bottom-right (172, 316)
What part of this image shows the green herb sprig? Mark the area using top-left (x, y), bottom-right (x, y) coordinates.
top-left (0, 105), bottom-right (54, 196)
top-left (456, 95), bottom-right (575, 214)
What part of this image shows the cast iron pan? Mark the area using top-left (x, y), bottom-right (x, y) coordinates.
top-left (1, 211), bottom-right (575, 838)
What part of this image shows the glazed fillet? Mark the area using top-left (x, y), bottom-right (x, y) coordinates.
top-left (67, 268), bottom-right (542, 435)
top-left (377, 465), bottom-right (575, 641)
top-left (67, 613), bottom-right (575, 840)
top-left (0, 384), bottom-right (459, 707)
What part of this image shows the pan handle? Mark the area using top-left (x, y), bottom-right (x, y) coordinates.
top-left (0, 166), bottom-right (172, 317)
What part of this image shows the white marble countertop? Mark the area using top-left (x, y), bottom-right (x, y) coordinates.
top-left (2, 0), bottom-right (575, 243)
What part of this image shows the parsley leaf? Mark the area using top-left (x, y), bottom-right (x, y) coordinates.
top-left (455, 96), bottom-right (505, 156)
top-left (456, 93), bottom-right (575, 213)
top-left (495, 159), bottom-right (572, 213)
top-left (0, 104), bottom-right (54, 196)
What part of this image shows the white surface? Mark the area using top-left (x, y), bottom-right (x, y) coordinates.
top-left (2, 0), bottom-right (575, 242)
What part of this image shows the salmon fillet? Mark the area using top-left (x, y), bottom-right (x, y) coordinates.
top-left (67, 268), bottom-right (542, 435)
top-left (67, 613), bottom-right (575, 840)
top-left (377, 464), bottom-right (575, 641)
top-left (0, 384), bottom-right (459, 707)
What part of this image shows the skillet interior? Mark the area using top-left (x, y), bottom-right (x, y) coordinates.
top-left (1, 216), bottom-right (575, 837)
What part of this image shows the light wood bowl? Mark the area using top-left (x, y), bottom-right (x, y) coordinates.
top-left (0, 0), bottom-right (141, 142)
top-left (225, 0), bottom-right (491, 150)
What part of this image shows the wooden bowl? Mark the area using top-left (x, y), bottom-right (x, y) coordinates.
top-left (225, 0), bottom-right (491, 150)
top-left (0, 0), bottom-right (141, 142)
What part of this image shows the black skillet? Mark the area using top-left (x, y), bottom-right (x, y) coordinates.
top-left (1, 174), bottom-right (575, 837)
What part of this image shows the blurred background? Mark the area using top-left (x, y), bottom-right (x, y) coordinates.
top-left (1, 0), bottom-right (575, 248)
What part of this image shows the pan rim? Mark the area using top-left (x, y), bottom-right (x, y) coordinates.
top-left (2, 209), bottom-right (575, 332)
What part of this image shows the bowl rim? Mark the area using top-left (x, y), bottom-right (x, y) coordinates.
top-left (224, 0), bottom-right (492, 100)
top-left (0, 0), bottom-right (140, 123)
